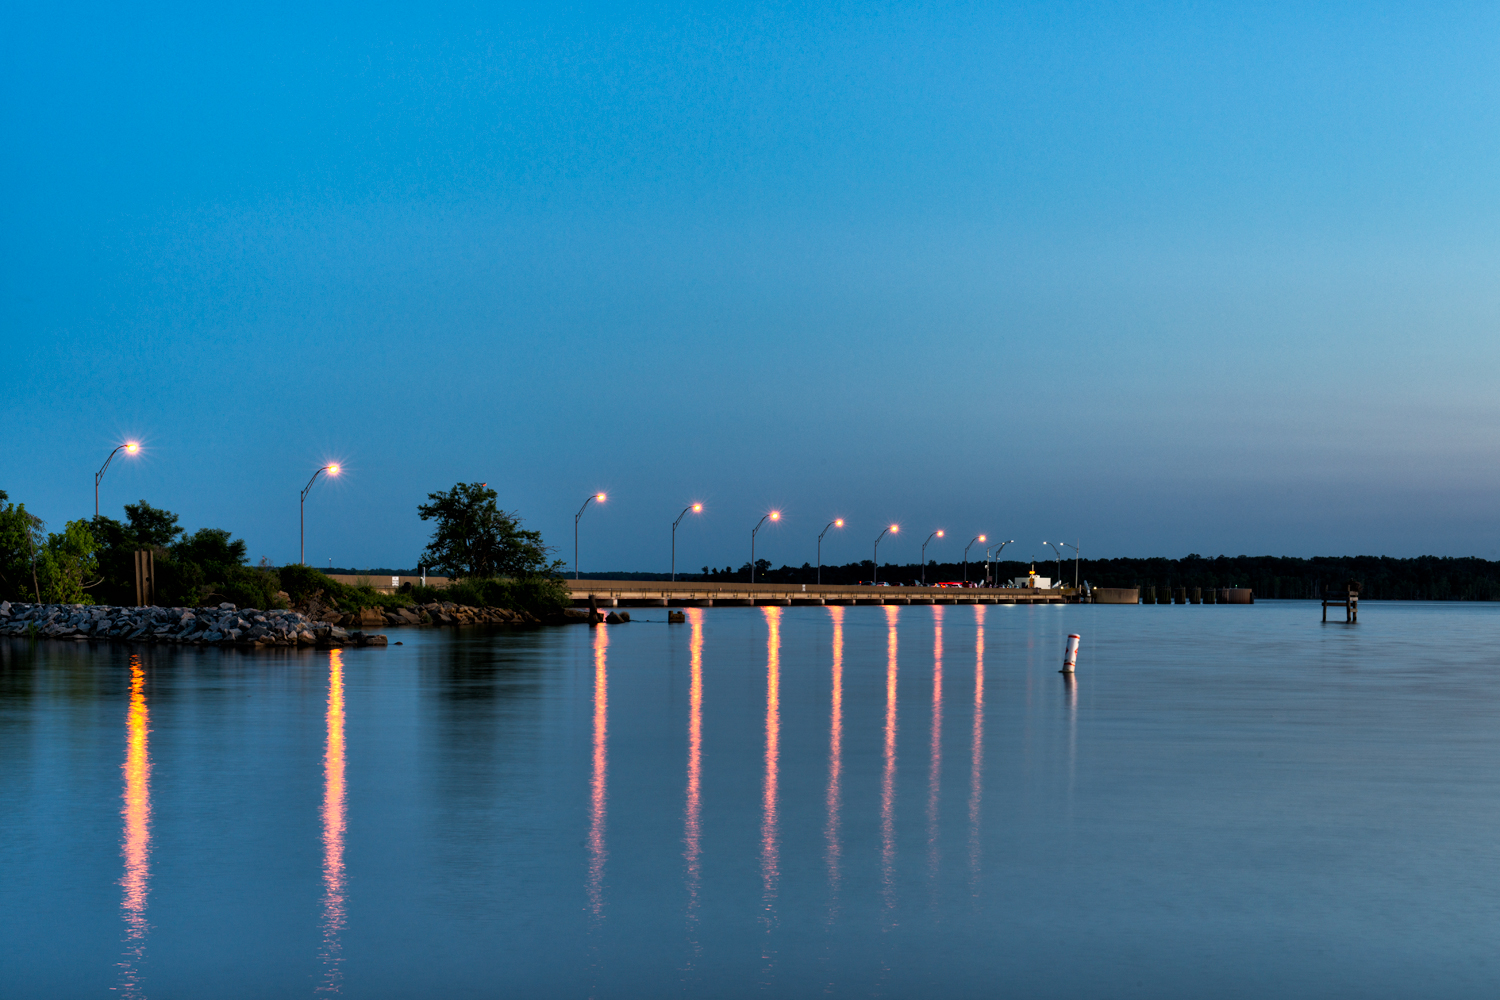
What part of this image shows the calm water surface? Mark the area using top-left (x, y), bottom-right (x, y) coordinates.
top-left (5, 602), bottom-right (1500, 998)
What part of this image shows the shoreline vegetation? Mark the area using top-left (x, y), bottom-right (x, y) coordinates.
top-left (0, 482), bottom-right (571, 623)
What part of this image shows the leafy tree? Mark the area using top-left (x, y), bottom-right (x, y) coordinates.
top-left (165, 528), bottom-right (279, 607)
top-left (123, 500), bottom-right (184, 548)
top-left (417, 483), bottom-right (561, 579)
top-left (0, 492), bottom-right (45, 602)
top-left (87, 501), bottom-right (277, 608)
top-left (89, 501), bottom-right (188, 605)
top-left (35, 520), bottom-right (99, 604)
top-left (173, 527), bottom-right (248, 573)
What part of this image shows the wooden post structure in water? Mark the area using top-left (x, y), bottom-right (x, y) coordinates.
top-left (1322, 587), bottom-right (1358, 623)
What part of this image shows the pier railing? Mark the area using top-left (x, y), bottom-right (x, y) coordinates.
top-left (566, 580), bottom-right (1069, 607)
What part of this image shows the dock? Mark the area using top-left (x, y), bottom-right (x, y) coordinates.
top-left (566, 580), bottom-right (1069, 607)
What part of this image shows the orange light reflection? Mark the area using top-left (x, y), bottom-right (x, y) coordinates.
top-left (117, 654), bottom-right (151, 998)
top-left (588, 625), bottom-right (609, 920)
top-left (927, 605), bottom-right (944, 879)
top-left (760, 606), bottom-right (782, 924)
top-left (969, 605), bottom-right (987, 885)
top-left (880, 604), bottom-right (900, 911)
top-left (317, 649), bottom-right (347, 994)
top-left (683, 609), bottom-right (705, 931)
top-left (824, 605), bottom-right (845, 912)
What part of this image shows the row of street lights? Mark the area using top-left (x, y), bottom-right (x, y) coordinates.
top-left (94, 441), bottom-right (344, 566)
top-left (569, 492), bottom-right (1069, 588)
top-left (93, 444), bottom-right (1076, 583)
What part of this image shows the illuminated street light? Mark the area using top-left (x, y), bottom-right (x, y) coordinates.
top-left (873, 524), bottom-right (899, 585)
top-left (817, 518), bottom-right (844, 585)
top-left (963, 534), bottom-right (987, 585)
top-left (750, 511), bottom-right (781, 583)
top-left (671, 503), bottom-right (703, 582)
top-left (575, 493), bottom-right (606, 580)
top-left (1059, 540), bottom-right (1081, 589)
top-left (300, 464), bottom-right (340, 565)
top-left (987, 539), bottom-right (1015, 587)
top-left (1042, 541), bottom-right (1065, 589)
top-left (920, 530), bottom-right (945, 586)
top-left (95, 441), bottom-right (141, 517)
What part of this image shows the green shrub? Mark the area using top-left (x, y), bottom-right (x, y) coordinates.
top-left (211, 566), bottom-right (286, 610)
top-left (419, 576), bottom-right (569, 617)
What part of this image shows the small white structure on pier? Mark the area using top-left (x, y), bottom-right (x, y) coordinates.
top-left (1007, 565), bottom-right (1052, 589)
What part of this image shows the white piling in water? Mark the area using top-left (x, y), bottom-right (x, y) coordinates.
top-left (1062, 633), bottom-right (1080, 673)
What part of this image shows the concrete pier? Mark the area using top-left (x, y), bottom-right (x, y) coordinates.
top-left (567, 581), bottom-right (1068, 608)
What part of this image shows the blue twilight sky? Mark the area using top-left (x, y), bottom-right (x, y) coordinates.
top-left (4, 1), bottom-right (1499, 571)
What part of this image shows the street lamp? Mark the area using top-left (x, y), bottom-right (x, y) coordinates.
top-left (575, 493), bottom-right (606, 580)
top-left (95, 441), bottom-right (141, 517)
top-left (671, 503), bottom-right (703, 581)
top-left (872, 524), bottom-right (898, 585)
top-left (817, 518), bottom-right (844, 585)
top-left (300, 464), bottom-right (340, 565)
top-left (751, 511), bottom-right (781, 583)
top-left (920, 530), bottom-right (945, 585)
top-left (1042, 541), bottom-right (1065, 589)
top-left (1059, 540), bottom-right (1081, 589)
top-left (963, 534), bottom-right (987, 585)
top-left (987, 539), bottom-right (1015, 587)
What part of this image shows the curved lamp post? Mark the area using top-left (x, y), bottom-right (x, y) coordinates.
top-left (988, 539), bottom-right (1015, 587)
top-left (751, 511), bottom-right (781, 583)
top-left (817, 518), bottom-right (844, 585)
top-left (920, 530), bottom-right (944, 585)
top-left (1042, 541), bottom-right (1065, 589)
top-left (95, 441), bottom-right (140, 517)
top-left (575, 493), bottom-right (606, 580)
top-left (300, 464), bottom-right (340, 565)
top-left (1059, 540), bottom-right (1081, 589)
top-left (671, 504), bottom-right (703, 581)
top-left (872, 524), bottom-right (898, 585)
top-left (963, 534), bottom-right (987, 585)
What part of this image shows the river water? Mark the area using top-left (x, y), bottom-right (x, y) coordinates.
top-left (4, 601), bottom-right (1500, 998)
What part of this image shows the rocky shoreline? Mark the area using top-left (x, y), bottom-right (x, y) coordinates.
top-left (301, 597), bottom-right (609, 629)
top-left (0, 599), bottom-right (615, 648)
top-left (0, 601), bottom-right (387, 648)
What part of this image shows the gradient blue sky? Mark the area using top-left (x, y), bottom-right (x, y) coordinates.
top-left (4, 1), bottom-right (1499, 571)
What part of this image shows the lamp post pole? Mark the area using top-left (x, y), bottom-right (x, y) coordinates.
top-left (1060, 540), bottom-right (1081, 589)
top-left (95, 442), bottom-right (140, 518)
top-left (300, 464), bottom-right (340, 565)
top-left (1042, 541), bottom-right (1065, 589)
top-left (988, 539), bottom-right (1015, 587)
top-left (817, 518), bottom-right (844, 585)
top-left (920, 530), bottom-right (944, 585)
top-left (963, 535), bottom-right (987, 585)
top-left (751, 511), bottom-right (781, 583)
top-left (575, 493), bottom-right (606, 580)
top-left (671, 504), bottom-right (702, 581)
top-left (873, 524), bottom-right (898, 585)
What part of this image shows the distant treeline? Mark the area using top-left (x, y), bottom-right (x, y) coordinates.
top-left (585, 555), bottom-right (1500, 600)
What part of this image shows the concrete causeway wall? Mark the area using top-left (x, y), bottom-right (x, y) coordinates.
top-left (566, 580), bottom-right (1068, 607)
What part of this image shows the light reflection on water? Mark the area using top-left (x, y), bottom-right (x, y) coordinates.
top-left (318, 649), bottom-right (347, 994)
top-left (758, 606), bottom-right (781, 978)
top-left (879, 604), bottom-right (899, 914)
top-left (11, 602), bottom-right (1500, 998)
top-left (824, 606), bottom-right (844, 916)
top-left (969, 605), bottom-right (985, 885)
top-left (927, 605), bottom-right (944, 882)
top-left (117, 654), bottom-right (151, 999)
top-left (682, 609), bottom-right (704, 940)
top-left (587, 623), bottom-right (608, 922)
